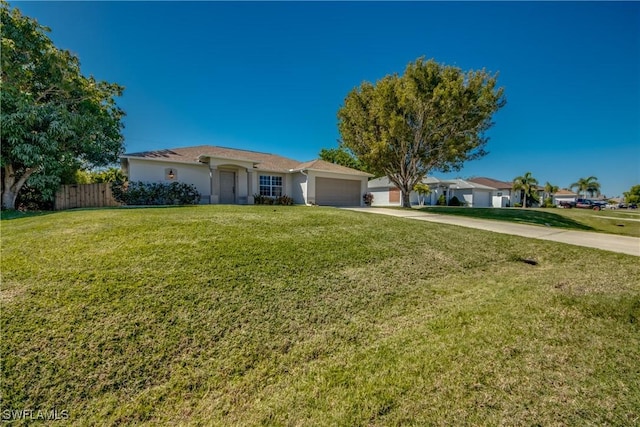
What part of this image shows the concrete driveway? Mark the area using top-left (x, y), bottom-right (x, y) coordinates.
top-left (344, 207), bottom-right (640, 257)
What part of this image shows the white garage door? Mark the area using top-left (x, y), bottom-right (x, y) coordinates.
top-left (473, 190), bottom-right (491, 207)
top-left (315, 178), bottom-right (361, 206)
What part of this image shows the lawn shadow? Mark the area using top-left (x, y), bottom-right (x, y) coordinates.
top-left (1, 210), bottom-right (60, 221)
top-left (418, 207), bottom-right (594, 231)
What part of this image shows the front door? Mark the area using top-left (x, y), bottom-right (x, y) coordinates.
top-left (219, 171), bottom-right (235, 204)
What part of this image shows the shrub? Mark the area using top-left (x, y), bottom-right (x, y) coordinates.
top-left (254, 194), bottom-right (294, 205)
top-left (513, 202), bottom-right (522, 208)
top-left (276, 195), bottom-right (294, 206)
top-left (254, 194), bottom-right (274, 205)
top-left (542, 197), bottom-right (555, 208)
top-left (111, 181), bottom-right (201, 205)
top-left (15, 182), bottom-right (55, 211)
top-left (437, 194), bottom-right (447, 206)
top-left (253, 194), bottom-right (267, 205)
top-left (448, 196), bottom-right (462, 206)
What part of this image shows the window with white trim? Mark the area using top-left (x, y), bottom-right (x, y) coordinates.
top-left (259, 175), bottom-right (283, 197)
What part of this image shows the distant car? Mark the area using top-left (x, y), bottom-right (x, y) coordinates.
top-left (558, 201), bottom-right (575, 208)
top-left (618, 203), bottom-right (638, 209)
top-left (575, 198), bottom-right (607, 211)
top-left (605, 203), bottom-right (618, 210)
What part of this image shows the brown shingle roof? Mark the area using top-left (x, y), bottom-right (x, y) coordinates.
top-left (554, 189), bottom-right (577, 196)
top-left (468, 177), bottom-right (513, 189)
top-left (293, 159), bottom-right (372, 176)
top-left (123, 145), bottom-right (299, 172)
top-left (122, 145), bottom-right (371, 175)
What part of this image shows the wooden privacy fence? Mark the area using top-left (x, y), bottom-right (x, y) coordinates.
top-left (55, 183), bottom-right (120, 210)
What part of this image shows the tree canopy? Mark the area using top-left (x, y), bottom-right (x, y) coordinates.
top-left (338, 58), bottom-right (505, 207)
top-left (623, 184), bottom-right (640, 204)
top-left (570, 176), bottom-right (600, 199)
top-left (318, 146), bottom-right (365, 171)
top-left (1, 1), bottom-right (125, 209)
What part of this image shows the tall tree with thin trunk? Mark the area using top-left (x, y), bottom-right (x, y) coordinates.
top-left (338, 58), bottom-right (506, 207)
top-left (512, 172), bottom-right (539, 208)
top-left (570, 176), bottom-right (600, 199)
top-left (544, 181), bottom-right (559, 203)
top-left (1, 2), bottom-right (125, 209)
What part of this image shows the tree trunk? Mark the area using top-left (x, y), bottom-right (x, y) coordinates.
top-left (2, 164), bottom-right (38, 210)
top-left (401, 188), bottom-right (412, 208)
top-left (2, 188), bottom-right (17, 210)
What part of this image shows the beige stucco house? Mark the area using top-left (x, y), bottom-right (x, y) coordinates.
top-left (120, 145), bottom-right (372, 206)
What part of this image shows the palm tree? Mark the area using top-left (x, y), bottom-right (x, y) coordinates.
top-left (413, 182), bottom-right (432, 206)
top-left (544, 181), bottom-right (559, 205)
top-left (570, 176), bottom-right (600, 198)
top-left (512, 172), bottom-right (539, 208)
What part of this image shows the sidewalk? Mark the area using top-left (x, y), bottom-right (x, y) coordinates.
top-left (344, 207), bottom-right (640, 257)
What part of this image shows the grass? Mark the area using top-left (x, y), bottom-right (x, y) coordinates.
top-left (2, 206), bottom-right (639, 425)
top-left (417, 206), bottom-right (640, 237)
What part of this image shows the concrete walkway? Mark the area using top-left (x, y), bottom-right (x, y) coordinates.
top-left (344, 207), bottom-right (640, 257)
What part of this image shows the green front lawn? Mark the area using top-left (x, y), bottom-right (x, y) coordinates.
top-left (2, 206), bottom-right (639, 425)
top-left (418, 206), bottom-right (640, 237)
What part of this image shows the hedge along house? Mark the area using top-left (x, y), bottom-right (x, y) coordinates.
top-left (120, 145), bottom-right (372, 206)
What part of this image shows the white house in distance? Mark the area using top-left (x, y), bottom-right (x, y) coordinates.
top-left (368, 176), bottom-right (496, 207)
top-left (369, 175), bottom-right (579, 208)
top-left (369, 175), bottom-right (564, 207)
top-left (552, 189), bottom-right (578, 205)
top-left (368, 176), bottom-right (454, 206)
top-left (467, 177), bottom-right (522, 207)
top-left (120, 145), bottom-right (372, 206)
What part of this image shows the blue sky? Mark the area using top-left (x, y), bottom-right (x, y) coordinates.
top-left (13, 1), bottom-right (640, 196)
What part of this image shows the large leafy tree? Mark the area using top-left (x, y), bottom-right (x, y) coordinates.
top-left (318, 146), bottom-right (365, 171)
top-left (338, 58), bottom-right (505, 207)
top-left (512, 172), bottom-right (539, 208)
top-left (1, 2), bottom-right (125, 209)
top-left (570, 176), bottom-right (601, 199)
top-left (623, 184), bottom-right (640, 204)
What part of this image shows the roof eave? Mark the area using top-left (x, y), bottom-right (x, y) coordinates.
top-left (120, 155), bottom-right (204, 166)
top-left (291, 167), bottom-right (373, 177)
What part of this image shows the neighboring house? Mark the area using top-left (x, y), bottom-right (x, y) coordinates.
top-left (367, 176), bottom-right (494, 207)
top-left (120, 145), bottom-right (372, 206)
top-left (369, 176), bottom-right (425, 206)
top-left (552, 189), bottom-right (577, 206)
top-left (368, 176), bottom-right (451, 207)
top-left (447, 179), bottom-right (495, 207)
top-left (468, 177), bottom-right (521, 207)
